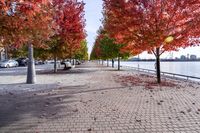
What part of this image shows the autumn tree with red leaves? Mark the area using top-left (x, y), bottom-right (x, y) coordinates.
top-left (102, 0), bottom-right (142, 55)
top-left (0, 0), bottom-right (52, 84)
top-left (50, 0), bottom-right (86, 72)
top-left (90, 27), bottom-right (130, 70)
top-left (0, 0), bottom-right (52, 47)
top-left (91, 1), bottom-right (133, 69)
top-left (103, 0), bottom-right (200, 83)
top-left (1, 0), bottom-right (86, 80)
top-left (53, 0), bottom-right (86, 58)
top-left (93, 0), bottom-right (140, 70)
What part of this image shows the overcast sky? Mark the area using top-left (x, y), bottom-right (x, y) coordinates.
top-left (83, 0), bottom-right (103, 57)
top-left (83, 0), bottom-right (200, 59)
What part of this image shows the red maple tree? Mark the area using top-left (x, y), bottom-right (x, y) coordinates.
top-left (103, 0), bottom-right (200, 83)
top-left (0, 0), bottom-right (52, 83)
top-left (0, 0), bottom-right (52, 47)
top-left (102, 0), bottom-right (142, 55)
top-left (53, 0), bottom-right (86, 59)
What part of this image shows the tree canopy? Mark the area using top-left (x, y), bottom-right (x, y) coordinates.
top-left (0, 0), bottom-right (87, 60)
top-left (91, 0), bottom-right (200, 83)
top-left (0, 0), bottom-right (52, 48)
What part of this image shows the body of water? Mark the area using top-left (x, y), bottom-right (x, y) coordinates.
top-left (114, 61), bottom-right (200, 78)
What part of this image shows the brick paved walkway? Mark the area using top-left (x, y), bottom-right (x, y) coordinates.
top-left (0, 62), bottom-right (200, 133)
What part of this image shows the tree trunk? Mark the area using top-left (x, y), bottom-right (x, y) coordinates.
top-left (5, 46), bottom-right (8, 60)
top-left (73, 59), bottom-right (76, 67)
top-left (107, 59), bottom-right (109, 67)
top-left (54, 55), bottom-right (57, 73)
top-left (102, 60), bottom-right (103, 65)
top-left (156, 48), bottom-right (161, 83)
top-left (26, 44), bottom-right (36, 84)
top-left (118, 57), bottom-right (120, 70)
top-left (112, 59), bottom-right (114, 68)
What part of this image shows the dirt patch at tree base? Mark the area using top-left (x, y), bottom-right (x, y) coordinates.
top-left (115, 74), bottom-right (182, 89)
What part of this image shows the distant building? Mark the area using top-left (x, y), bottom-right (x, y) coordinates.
top-left (190, 55), bottom-right (197, 60)
top-left (130, 57), bottom-right (140, 61)
top-left (128, 56), bottom-right (140, 61)
top-left (180, 55), bottom-right (186, 60)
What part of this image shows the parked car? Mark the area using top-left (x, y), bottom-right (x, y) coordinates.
top-left (0, 60), bottom-right (19, 68)
top-left (35, 60), bottom-right (45, 65)
top-left (61, 60), bottom-right (72, 70)
top-left (16, 58), bottom-right (28, 66)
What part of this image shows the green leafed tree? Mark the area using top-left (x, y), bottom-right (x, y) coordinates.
top-left (75, 40), bottom-right (88, 61)
top-left (99, 35), bottom-right (128, 59)
top-left (91, 28), bottom-right (130, 70)
top-left (99, 35), bottom-right (129, 70)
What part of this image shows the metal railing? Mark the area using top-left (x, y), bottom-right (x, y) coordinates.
top-left (121, 65), bottom-right (200, 81)
top-left (101, 61), bottom-right (200, 81)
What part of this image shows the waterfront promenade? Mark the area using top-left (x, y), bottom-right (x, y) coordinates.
top-left (0, 62), bottom-right (200, 133)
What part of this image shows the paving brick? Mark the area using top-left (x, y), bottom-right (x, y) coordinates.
top-left (0, 63), bottom-right (200, 132)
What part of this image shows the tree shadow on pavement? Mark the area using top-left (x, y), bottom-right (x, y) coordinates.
top-left (0, 82), bottom-right (126, 132)
top-left (0, 85), bottom-right (79, 131)
top-left (37, 68), bottom-right (97, 75)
